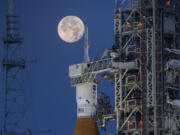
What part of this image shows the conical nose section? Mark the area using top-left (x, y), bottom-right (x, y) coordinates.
top-left (74, 118), bottom-right (99, 135)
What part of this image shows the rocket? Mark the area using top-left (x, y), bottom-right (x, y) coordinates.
top-left (74, 83), bottom-right (99, 135)
top-left (69, 26), bottom-right (99, 135)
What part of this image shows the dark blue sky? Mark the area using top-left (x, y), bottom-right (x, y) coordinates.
top-left (0, 0), bottom-right (116, 134)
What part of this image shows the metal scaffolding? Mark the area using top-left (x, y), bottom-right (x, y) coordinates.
top-left (1, 0), bottom-right (27, 135)
top-left (113, 0), bottom-right (180, 134)
top-left (69, 0), bottom-right (180, 135)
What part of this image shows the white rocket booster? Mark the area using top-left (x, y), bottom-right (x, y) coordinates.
top-left (76, 83), bottom-right (97, 117)
top-left (74, 82), bottom-right (99, 135)
top-left (69, 64), bottom-right (99, 134)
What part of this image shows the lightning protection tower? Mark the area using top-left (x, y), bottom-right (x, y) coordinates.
top-left (1, 0), bottom-right (27, 135)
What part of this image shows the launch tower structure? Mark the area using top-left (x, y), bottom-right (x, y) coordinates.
top-left (69, 0), bottom-right (180, 135)
top-left (1, 0), bottom-right (27, 135)
top-left (113, 0), bottom-right (180, 134)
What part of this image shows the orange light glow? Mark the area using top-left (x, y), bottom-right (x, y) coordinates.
top-left (137, 22), bottom-right (143, 27)
top-left (138, 121), bottom-right (143, 126)
top-left (127, 121), bottom-right (131, 125)
top-left (166, 0), bottom-right (171, 6)
top-left (126, 22), bottom-right (131, 28)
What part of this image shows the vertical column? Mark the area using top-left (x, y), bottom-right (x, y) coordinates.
top-left (152, 0), bottom-right (157, 135)
top-left (115, 71), bottom-right (122, 134)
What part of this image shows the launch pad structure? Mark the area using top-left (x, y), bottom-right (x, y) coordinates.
top-left (69, 0), bottom-right (180, 135)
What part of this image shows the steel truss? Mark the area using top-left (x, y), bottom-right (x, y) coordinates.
top-left (1, 1), bottom-right (27, 135)
top-left (69, 0), bottom-right (180, 135)
top-left (114, 0), bottom-right (180, 135)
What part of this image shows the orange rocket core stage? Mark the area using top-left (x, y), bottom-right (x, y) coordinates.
top-left (74, 118), bottom-right (99, 135)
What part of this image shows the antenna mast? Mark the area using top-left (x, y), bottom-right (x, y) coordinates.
top-left (84, 26), bottom-right (90, 62)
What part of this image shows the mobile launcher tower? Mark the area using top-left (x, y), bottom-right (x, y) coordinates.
top-left (69, 0), bottom-right (180, 135)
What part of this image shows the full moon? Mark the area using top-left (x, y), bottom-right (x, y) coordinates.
top-left (58, 16), bottom-right (85, 43)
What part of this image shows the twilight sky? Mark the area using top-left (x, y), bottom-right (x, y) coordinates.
top-left (0, 0), bottom-right (116, 134)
